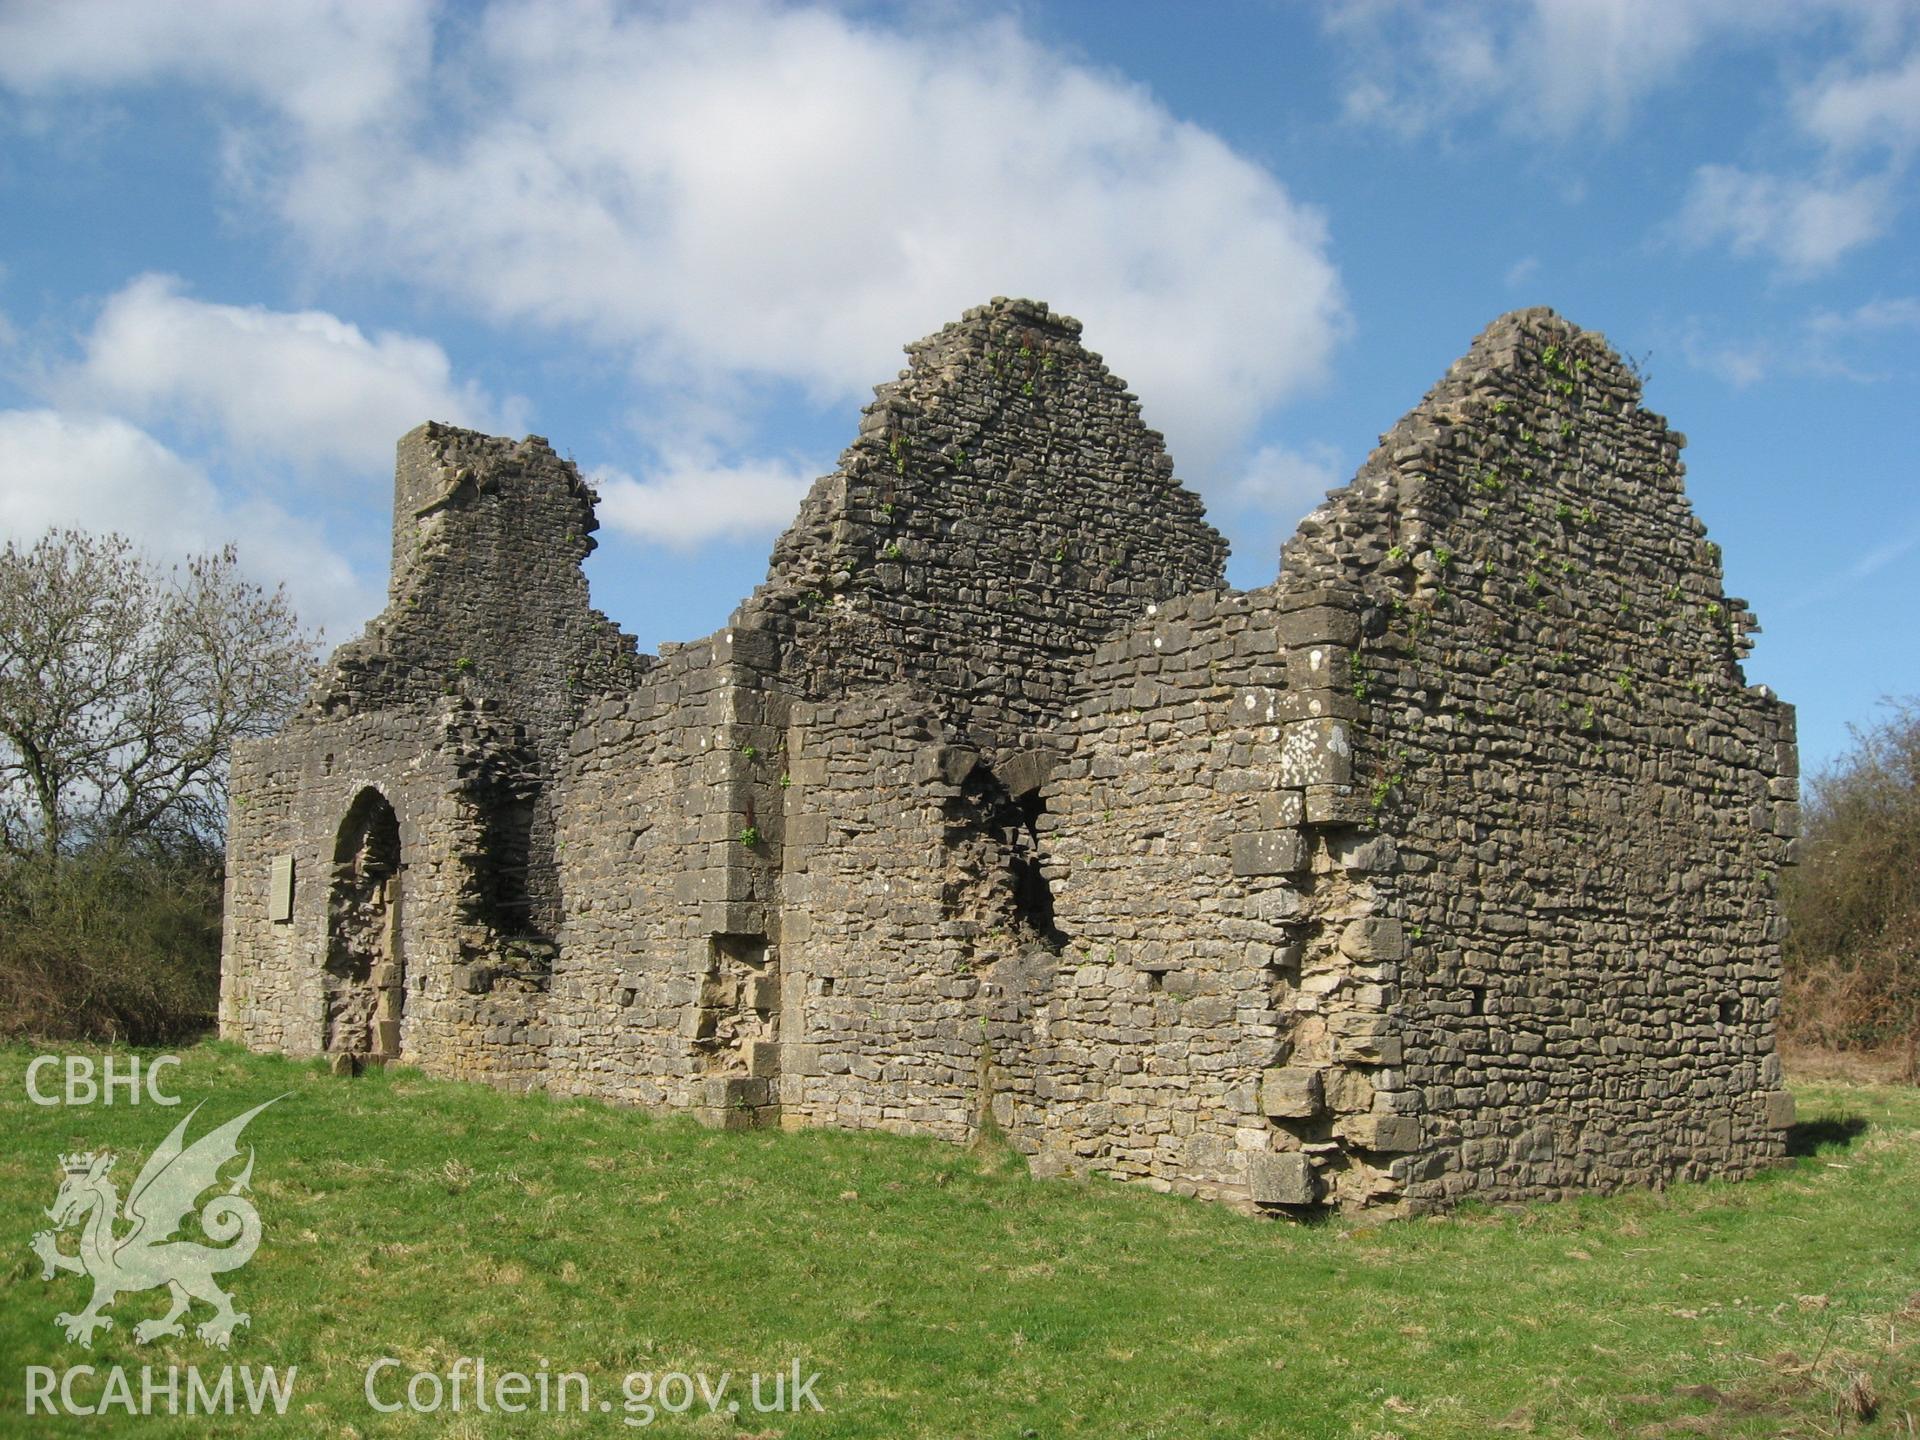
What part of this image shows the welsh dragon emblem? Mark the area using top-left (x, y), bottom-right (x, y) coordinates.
top-left (30, 1097), bottom-right (283, 1349)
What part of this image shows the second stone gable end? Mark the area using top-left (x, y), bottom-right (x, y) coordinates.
top-left (735, 296), bottom-right (1231, 753)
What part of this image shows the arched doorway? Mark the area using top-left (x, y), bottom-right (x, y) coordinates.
top-left (324, 788), bottom-right (404, 1062)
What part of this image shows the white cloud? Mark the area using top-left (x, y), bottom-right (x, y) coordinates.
top-left (1232, 440), bottom-right (1347, 518)
top-left (50, 274), bottom-right (519, 475)
top-left (1674, 164), bottom-right (1893, 271)
top-left (1517, 0), bottom-right (1740, 135)
top-left (0, 408), bottom-right (375, 640)
top-left (1806, 295), bottom-right (1920, 334)
top-left (0, 0), bottom-right (432, 133)
top-left (1667, 36), bottom-right (1920, 277)
top-left (0, 1), bottom-right (1346, 491)
top-left (1800, 49), bottom-right (1920, 155)
top-left (1679, 326), bottom-right (1773, 388)
top-left (1325, 0), bottom-right (1763, 141)
top-left (1846, 518), bottom-right (1920, 581)
top-left (1504, 256), bottom-right (1542, 290)
top-left (1322, 3), bottom-right (1913, 275)
top-left (1679, 295), bottom-right (1920, 387)
top-left (594, 450), bottom-right (817, 549)
top-left (1220, 439), bottom-right (1350, 580)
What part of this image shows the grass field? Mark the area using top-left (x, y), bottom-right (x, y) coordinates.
top-left (0, 1043), bottom-right (1915, 1439)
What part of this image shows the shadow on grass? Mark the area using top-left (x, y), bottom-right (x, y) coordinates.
top-left (1786, 1115), bottom-right (1870, 1156)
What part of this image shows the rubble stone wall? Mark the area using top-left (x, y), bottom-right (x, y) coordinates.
top-left (547, 631), bottom-right (789, 1117)
top-left (219, 701), bottom-right (552, 1088)
top-left (738, 298), bottom-right (1229, 754)
top-left (314, 424), bottom-right (647, 938)
top-left (1035, 584), bottom-right (1413, 1210)
top-left (771, 688), bottom-right (1072, 1140)
top-left (1274, 308), bottom-right (1799, 1207)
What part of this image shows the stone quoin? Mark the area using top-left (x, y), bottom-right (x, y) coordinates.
top-left (220, 299), bottom-right (1799, 1215)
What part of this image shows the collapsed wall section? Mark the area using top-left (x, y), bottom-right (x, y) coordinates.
top-left (1034, 585), bottom-right (1412, 1210)
top-left (1280, 307), bottom-right (1798, 1206)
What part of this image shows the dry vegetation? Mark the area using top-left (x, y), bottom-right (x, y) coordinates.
top-left (1782, 701), bottom-right (1920, 1082)
top-left (0, 845), bottom-right (222, 1044)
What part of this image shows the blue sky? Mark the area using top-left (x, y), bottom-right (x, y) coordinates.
top-left (0, 0), bottom-right (1914, 774)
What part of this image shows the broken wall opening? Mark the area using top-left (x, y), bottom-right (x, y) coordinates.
top-left (942, 759), bottom-right (1065, 952)
top-left (325, 787), bottom-right (404, 1061)
top-left (693, 933), bottom-right (780, 1077)
top-left (478, 790), bottom-right (538, 935)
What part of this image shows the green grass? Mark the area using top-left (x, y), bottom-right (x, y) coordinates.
top-left (1, 1043), bottom-right (1915, 1438)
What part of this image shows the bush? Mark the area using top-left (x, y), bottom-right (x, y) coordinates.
top-left (1781, 701), bottom-right (1920, 1077)
top-left (0, 843), bottom-right (222, 1045)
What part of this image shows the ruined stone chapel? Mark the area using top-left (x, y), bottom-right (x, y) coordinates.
top-left (221, 299), bottom-right (1800, 1215)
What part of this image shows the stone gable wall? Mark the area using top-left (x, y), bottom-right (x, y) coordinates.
top-left (1275, 308), bottom-right (1798, 1206)
top-left (737, 297), bottom-right (1229, 754)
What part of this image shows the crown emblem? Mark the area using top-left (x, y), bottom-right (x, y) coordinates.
top-left (59, 1152), bottom-right (109, 1176)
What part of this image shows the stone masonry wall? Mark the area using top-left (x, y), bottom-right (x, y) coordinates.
top-left (538, 298), bottom-right (1234, 1124)
top-left (223, 426), bottom-right (647, 1079)
top-left (1276, 308), bottom-right (1798, 1207)
top-left (547, 630), bottom-right (790, 1119)
top-left (1034, 583), bottom-right (1413, 1210)
top-left (774, 688), bottom-right (1050, 1139)
top-left (224, 299), bottom-right (1799, 1219)
top-left (220, 699), bottom-right (551, 1089)
top-left (312, 424), bottom-right (648, 938)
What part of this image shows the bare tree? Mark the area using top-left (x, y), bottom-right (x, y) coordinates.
top-left (0, 529), bottom-right (320, 859)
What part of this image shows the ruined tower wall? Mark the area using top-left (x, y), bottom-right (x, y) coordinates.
top-left (314, 424), bottom-right (647, 938)
top-left (1277, 308), bottom-right (1799, 1207)
top-left (222, 426), bottom-right (646, 1075)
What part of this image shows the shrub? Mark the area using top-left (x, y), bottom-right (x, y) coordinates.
top-left (1781, 700), bottom-right (1920, 1077)
top-left (0, 842), bottom-right (221, 1045)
